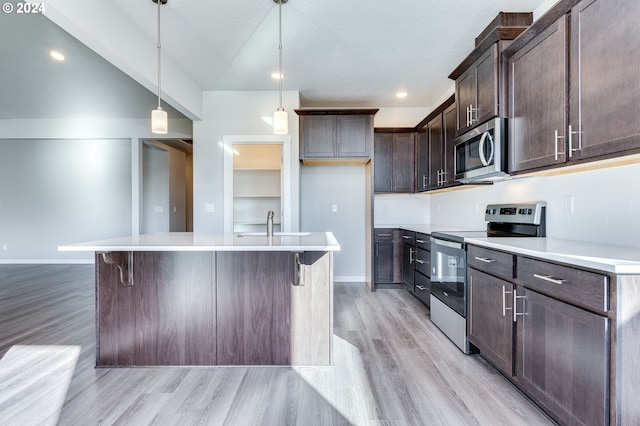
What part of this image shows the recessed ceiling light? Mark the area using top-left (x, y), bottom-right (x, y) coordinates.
top-left (50, 50), bottom-right (65, 61)
top-left (396, 92), bottom-right (408, 98)
top-left (271, 72), bottom-right (284, 79)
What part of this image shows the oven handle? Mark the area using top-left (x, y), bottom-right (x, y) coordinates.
top-left (478, 131), bottom-right (494, 167)
top-left (431, 238), bottom-right (463, 250)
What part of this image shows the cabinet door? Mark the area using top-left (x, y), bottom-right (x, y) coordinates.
top-left (427, 114), bottom-right (444, 189)
top-left (475, 44), bottom-right (499, 126)
top-left (569, 0), bottom-right (640, 161)
top-left (456, 67), bottom-right (476, 134)
top-left (373, 133), bottom-right (393, 192)
top-left (401, 243), bottom-right (415, 293)
top-left (509, 17), bottom-right (568, 173)
top-left (392, 133), bottom-right (415, 192)
top-left (515, 287), bottom-right (609, 426)
top-left (468, 269), bottom-right (514, 376)
top-left (301, 116), bottom-right (335, 158)
top-left (442, 102), bottom-right (457, 186)
top-left (416, 126), bottom-right (429, 192)
top-left (336, 115), bottom-right (371, 157)
top-left (374, 242), bottom-right (394, 283)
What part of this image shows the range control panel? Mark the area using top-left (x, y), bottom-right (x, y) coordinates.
top-left (485, 202), bottom-right (546, 225)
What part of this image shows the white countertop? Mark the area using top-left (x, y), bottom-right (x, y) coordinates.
top-left (375, 224), bottom-right (481, 234)
top-left (58, 232), bottom-right (340, 252)
top-left (467, 237), bottom-right (640, 275)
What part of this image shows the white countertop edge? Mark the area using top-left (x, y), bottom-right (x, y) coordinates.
top-left (58, 232), bottom-right (341, 253)
top-left (467, 238), bottom-right (640, 275)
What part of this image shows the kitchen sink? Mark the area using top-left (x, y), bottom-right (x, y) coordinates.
top-left (236, 232), bottom-right (312, 237)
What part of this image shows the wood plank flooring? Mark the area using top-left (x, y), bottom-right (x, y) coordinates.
top-left (0, 264), bottom-right (555, 425)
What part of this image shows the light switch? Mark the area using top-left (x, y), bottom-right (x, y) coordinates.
top-left (332, 204), bottom-right (338, 212)
top-left (154, 206), bottom-right (164, 213)
top-left (204, 203), bottom-right (215, 213)
top-left (1, 244), bottom-right (7, 251)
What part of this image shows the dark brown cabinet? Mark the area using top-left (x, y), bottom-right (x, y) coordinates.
top-left (401, 230), bottom-right (415, 293)
top-left (374, 229), bottom-right (401, 285)
top-left (374, 130), bottom-right (415, 193)
top-left (416, 125), bottom-right (429, 192)
top-left (514, 287), bottom-right (609, 426)
top-left (468, 244), bottom-right (611, 425)
top-left (297, 110), bottom-right (377, 161)
top-left (507, 17), bottom-right (568, 173)
top-left (506, 0), bottom-right (640, 174)
top-left (455, 45), bottom-right (499, 134)
top-left (426, 99), bottom-right (458, 190)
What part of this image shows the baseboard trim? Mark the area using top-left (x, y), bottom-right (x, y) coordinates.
top-left (334, 276), bottom-right (367, 283)
top-left (0, 259), bottom-right (94, 265)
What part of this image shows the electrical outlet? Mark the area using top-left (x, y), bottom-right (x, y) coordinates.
top-left (154, 206), bottom-right (164, 213)
top-left (564, 196), bottom-right (574, 214)
top-left (1, 244), bottom-right (7, 251)
top-left (204, 203), bottom-right (215, 213)
top-left (332, 204), bottom-right (338, 213)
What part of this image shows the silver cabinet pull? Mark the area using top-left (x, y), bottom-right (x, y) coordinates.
top-left (409, 247), bottom-right (414, 264)
top-left (513, 289), bottom-right (526, 322)
top-left (378, 233), bottom-right (391, 237)
top-left (294, 253), bottom-right (305, 286)
top-left (502, 285), bottom-right (513, 317)
top-left (533, 274), bottom-right (565, 285)
top-left (415, 259), bottom-right (425, 264)
top-left (416, 285), bottom-right (427, 291)
top-left (568, 124), bottom-right (581, 157)
top-left (554, 130), bottom-right (565, 161)
top-left (422, 174), bottom-right (428, 189)
top-left (474, 256), bottom-right (496, 264)
top-left (416, 239), bottom-right (425, 244)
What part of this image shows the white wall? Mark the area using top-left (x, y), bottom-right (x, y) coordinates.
top-left (374, 194), bottom-right (431, 226)
top-left (142, 144), bottom-right (170, 233)
top-left (300, 165), bottom-right (366, 281)
top-left (192, 91), bottom-right (300, 232)
top-left (430, 162), bottom-right (640, 248)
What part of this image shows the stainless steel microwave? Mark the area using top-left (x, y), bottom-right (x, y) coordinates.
top-left (454, 117), bottom-right (507, 183)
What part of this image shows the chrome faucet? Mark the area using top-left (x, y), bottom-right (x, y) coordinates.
top-left (266, 210), bottom-right (274, 236)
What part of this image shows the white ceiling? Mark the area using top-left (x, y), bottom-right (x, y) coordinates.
top-left (0, 0), bottom-right (549, 120)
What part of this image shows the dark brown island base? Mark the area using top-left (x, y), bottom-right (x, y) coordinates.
top-left (59, 232), bottom-right (340, 367)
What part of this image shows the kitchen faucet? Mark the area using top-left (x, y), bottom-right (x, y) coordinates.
top-left (266, 210), bottom-right (274, 236)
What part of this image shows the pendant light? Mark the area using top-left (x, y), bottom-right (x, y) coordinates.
top-left (151, 0), bottom-right (168, 134)
top-left (273, 0), bottom-right (288, 135)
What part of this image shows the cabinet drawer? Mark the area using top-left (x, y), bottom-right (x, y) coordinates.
top-left (401, 230), bottom-right (415, 246)
top-left (375, 228), bottom-right (396, 242)
top-left (414, 271), bottom-right (430, 307)
top-left (468, 245), bottom-right (514, 280)
top-left (516, 256), bottom-right (608, 314)
top-left (414, 248), bottom-right (430, 276)
top-left (415, 233), bottom-right (430, 250)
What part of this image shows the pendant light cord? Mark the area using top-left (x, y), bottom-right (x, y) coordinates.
top-left (157, 0), bottom-right (162, 109)
top-left (278, 0), bottom-right (283, 110)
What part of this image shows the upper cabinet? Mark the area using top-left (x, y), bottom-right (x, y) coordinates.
top-left (505, 0), bottom-right (640, 174)
top-left (374, 130), bottom-right (415, 193)
top-left (449, 12), bottom-right (533, 136)
top-left (296, 109), bottom-right (378, 163)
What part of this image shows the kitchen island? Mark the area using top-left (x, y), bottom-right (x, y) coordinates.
top-left (59, 232), bottom-right (340, 367)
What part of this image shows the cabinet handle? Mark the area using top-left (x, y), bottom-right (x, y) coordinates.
top-left (422, 174), bottom-right (428, 189)
top-left (466, 105), bottom-right (470, 127)
top-left (513, 289), bottom-right (526, 322)
top-left (294, 253), bottom-right (305, 286)
top-left (474, 256), bottom-right (496, 264)
top-left (415, 259), bottom-right (425, 264)
top-left (469, 104), bottom-right (477, 125)
top-left (533, 274), bottom-right (565, 285)
top-left (416, 239), bottom-right (425, 244)
top-left (402, 235), bottom-right (412, 240)
top-left (568, 124), bottom-right (581, 158)
top-left (416, 285), bottom-right (427, 291)
top-left (502, 285), bottom-right (513, 317)
top-left (378, 233), bottom-right (391, 237)
top-left (554, 129), bottom-right (565, 161)
top-left (409, 247), bottom-right (414, 264)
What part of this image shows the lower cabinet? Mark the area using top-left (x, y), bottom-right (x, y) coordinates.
top-left (468, 269), bottom-right (514, 375)
top-left (467, 244), bottom-right (611, 425)
top-left (402, 242), bottom-right (415, 293)
top-left (515, 287), bottom-right (609, 426)
top-left (374, 229), bottom-right (402, 286)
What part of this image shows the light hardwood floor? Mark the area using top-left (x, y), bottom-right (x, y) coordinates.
top-left (0, 265), bottom-right (555, 425)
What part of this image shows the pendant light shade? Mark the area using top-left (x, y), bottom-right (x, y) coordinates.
top-left (273, 108), bottom-right (288, 135)
top-left (151, 107), bottom-right (168, 134)
top-left (273, 0), bottom-right (288, 135)
top-left (151, 0), bottom-right (168, 134)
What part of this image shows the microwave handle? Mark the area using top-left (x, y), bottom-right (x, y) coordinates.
top-left (478, 131), bottom-right (495, 167)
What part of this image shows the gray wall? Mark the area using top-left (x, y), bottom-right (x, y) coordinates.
top-left (300, 165), bottom-right (366, 281)
top-left (0, 139), bottom-right (132, 261)
top-left (142, 144), bottom-right (170, 233)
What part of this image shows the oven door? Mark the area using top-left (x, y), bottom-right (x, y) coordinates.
top-left (430, 237), bottom-right (466, 317)
top-left (454, 118), bottom-right (507, 183)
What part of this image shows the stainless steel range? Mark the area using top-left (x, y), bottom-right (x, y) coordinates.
top-left (429, 202), bottom-right (546, 353)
